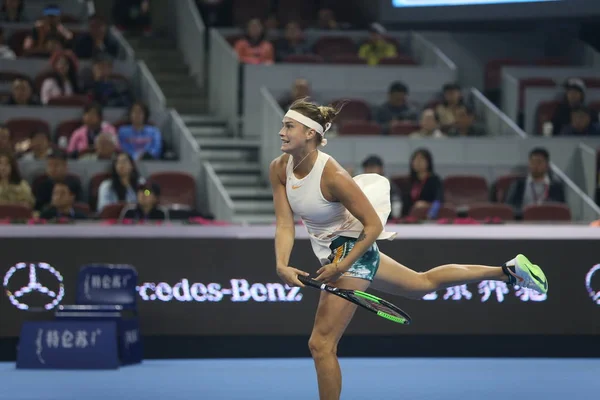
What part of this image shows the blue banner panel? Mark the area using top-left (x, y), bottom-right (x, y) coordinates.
top-left (17, 320), bottom-right (119, 369)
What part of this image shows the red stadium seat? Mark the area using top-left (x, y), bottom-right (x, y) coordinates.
top-left (73, 202), bottom-right (90, 216)
top-left (0, 204), bottom-right (32, 219)
top-left (328, 54), bottom-right (367, 64)
top-left (535, 100), bottom-right (560, 135)
top-left (0, 71), bottom-right (29, 83)
top-left (282, 54), bottom-right (324, 64)
top-left (8, 29), bottom-right (30, 56)
top-left (48, 95), bottom-right (91, 107)
top-left (313, 37), bottom-right (357, 58)
top-left (443, 175), bottom-right (489, 206)
top-left (467, 203), bottom-right (515, 221)
top-left (389, 121), bottom-right (419, 136)
top-left (329, 99), bottom-right (371, 123)
top-left (338, 121), bottom-right (381, 135)
top-left (55, 119), bottom-right (82, 144)
top-left (148, 172), bottom-right (197, 209)
top-left (409, 203), bottom-right (456, 220)
top-left (522, 203), bottom-right (571, 221)
top-left (582, 78), bottom-right (600, 88)
top-left (99, 203), bottom-right (127, 219)
top-left (89, 172), bottom-right (112, 211)
top-left (32, 173), bottom-right (82, 197)
top-left (379, 55), bottom-right (417, 66)
top-left (492, 174), bottom-right (522, 203)
top-left (5, 118), bottom-right (51, 144)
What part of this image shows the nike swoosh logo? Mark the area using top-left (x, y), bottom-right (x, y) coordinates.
top-left (292, 185), bottom-right (302, 190)
top-left (529, 268), bottom-right (547, 289)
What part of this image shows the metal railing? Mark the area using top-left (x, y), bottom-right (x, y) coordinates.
top-left (550, 163), bottom-right (600, 222)
top-left (411, 32), bottom-right (456, 71)
top-left (208, 28), bottom-right (241, 136)
top-left (173, 0), bottom-right (206, 90)
top-left (203, 161), bottom-right (235, 222)
top-left (136, 61), bottom-right (167, 122)
top-left (260, 87), bottom-right (284, 180)
top-left (579, 142), bottom-right (598, 200)
top-left (471, 88), bottom-right (526, 138)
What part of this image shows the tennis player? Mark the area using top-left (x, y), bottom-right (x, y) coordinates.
top-left (270, 98), bottom-right (548, 400)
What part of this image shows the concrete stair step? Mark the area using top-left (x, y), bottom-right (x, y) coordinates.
top-left (228, 187), bottom-right (272, 199)
top-left (190, 126), bottom-right (229, 138)
top-left (218, 174), bottom-right (264, 186)
top-left (211, 161), bottom-right (260, 174)
top-left (200, 148), bottom-right (257, 162)
top-left (181, 115), bottom-right (226, 127)
top-left (233, 200), bottom-right (274, 213)
top-left (195, 137), bottom-right (259, 148)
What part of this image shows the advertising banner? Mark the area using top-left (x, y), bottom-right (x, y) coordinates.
top-left (2, 237), bottom-right (599, 337)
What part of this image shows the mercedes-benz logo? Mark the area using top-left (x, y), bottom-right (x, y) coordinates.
top-left (3, 263), bottom-right (65, 310)
top-left (585, 264), bottom-right (600, 305)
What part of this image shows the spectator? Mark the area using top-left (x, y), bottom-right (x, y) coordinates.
top-left (79, 131), bottom-right (119, 160)
top-left (121, 181), bottom-right (167, 221)
top-left (112, 0), bottom-right (152, 35)
top-left (403, 148), bottom-right (443, 217)
top-left (118, 101), bottom-right (162, 160)
top-left (67, 102), bottom-right (117, 157)
top-left (361, 155), bottom-right (402, 219)
top-left (447, 104), bottom-right (485, 137)
top-left (505, 148), bottom-right (565, 211)
top-left (97, 152), bottom-right (140, 212)
top-left (0, 151), bottom-right (34, 208)
top-left (278, 78), bottom-right (311, 110)
top-left (375, 81), bottom-right (419, 134)
top-left (39, 180), bottom-right (87, 220)
top-left (233, 19), bottom-right (274, 65)
top-left (275, 21), bottom-right (309, 62)
top-left (3, 78), bottom-right (40, 106)
top-left (40, 51), bottom-right (80, 104)
top-left (0, 27), bottom-right (16, 59)
top-left (23, 4), bottom-right (73, 54)
top-left (410, 109), bottom-right (446, 138)
top-left (82, 53), bottom-right (132, 107)
top-left (0, 124), bottom-right (13, 154)
top-left (358, 23), bottom-right (397, 66)
top-left (315, 8), bottom-right (338, 30)
top-left (435, 82), bottom-right (464, 129)
top-left (33, 149), bottom-right (83, 211)
top-left (558, 106), bottom-right (600, 136)
top-left (550, 78), bottom-right (598, 135)
top-left (0, 0), bottom-right (29, 22)
top-left (74, 14), bottom-right (119, 59)
top-left (21, 130), bottom-right (52, 161)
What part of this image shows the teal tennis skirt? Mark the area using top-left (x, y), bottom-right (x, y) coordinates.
top-left (327, 236), bottom-right (380, 282)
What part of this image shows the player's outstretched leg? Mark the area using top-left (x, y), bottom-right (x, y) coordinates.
top-left (371, 252), bottom-right (547, 299)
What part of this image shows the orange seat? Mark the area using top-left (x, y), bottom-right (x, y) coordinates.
top-left (338, 121), bottom-right (381, 135)
top-left (522, 203), bottom-right (571, 221)
top-left (443, 175), bottom-right (489, 206)
top-left (467, 203), bottom-right (515, 220)
top-left (148, 172), bottom-right (197, 209)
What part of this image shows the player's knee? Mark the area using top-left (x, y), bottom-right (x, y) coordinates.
top-left (308, 334), bottom-right (335, 358)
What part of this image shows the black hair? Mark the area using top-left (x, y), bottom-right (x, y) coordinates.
top-left (529, 147), bottom-right (550, 162)
top-left (110, 152), bottom-right (140, 201)
top-left (53, 179), bottom-right (77, 196)
top-left (128, 101), bottom-right (150, 124)
top-left (389, 81), bottom-right (408, 94)
top-left (409, 148), bottom-right (434, 182)
top-left (49, 53), bottom-right (80, 94)
top-left (362, 155), bottom-right (383, 169)
top-left (83, 102), bottom-right (104, 120)
top-left (0, 150), bottom-right (22, 184)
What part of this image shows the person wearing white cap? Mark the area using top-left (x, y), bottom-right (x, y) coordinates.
top-left (270, 97), bottom-right (549, 400)
top-left (551, 78), bottom-right (598, 134)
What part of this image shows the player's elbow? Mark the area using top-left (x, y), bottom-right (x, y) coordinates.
top-left (366, 217), bottom-right (383, 237)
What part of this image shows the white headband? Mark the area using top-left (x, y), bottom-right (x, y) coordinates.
top-left (284, 110), bottom-right (332, 146)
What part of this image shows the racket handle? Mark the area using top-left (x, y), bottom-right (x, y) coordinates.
top-left (297, 275), bottom-right (322, 289)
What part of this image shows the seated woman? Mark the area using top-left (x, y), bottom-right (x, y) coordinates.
top-left (40, 50), bottom-right (80, 104)
top-left (67, 102), bottom-right (117, 157)
top-left (233, 19), bottom-right (274, 65)
top-left (402, 148), bottom-right (444, 217)
top-left (118, 102), bottom-right (162, 160)
top-left (121, 181), bottom-right (167, 221)
top-left (0, 151), bottom-right (35, 209)
top-left (96, 152), bottom-right (140, 212)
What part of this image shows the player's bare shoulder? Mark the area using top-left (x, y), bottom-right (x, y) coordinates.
top-left (269, 154), bottom-right (290, 185)
top-left (322, 154), bottom-right (351, 182)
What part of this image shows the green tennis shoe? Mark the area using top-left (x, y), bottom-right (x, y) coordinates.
top-left (503, 254), bottom-right (548, 295)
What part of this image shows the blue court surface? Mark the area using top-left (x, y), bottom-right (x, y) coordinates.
top-left (1, 358), bottom-right (598, 400)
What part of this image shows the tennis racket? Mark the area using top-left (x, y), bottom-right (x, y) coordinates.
top-left (298, 275), bottom-right (411, 325)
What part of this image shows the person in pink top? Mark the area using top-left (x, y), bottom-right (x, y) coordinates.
top-left (233, 19), bottom-right (274, 65)
top-left (67, 102), bottom-right (117, 157)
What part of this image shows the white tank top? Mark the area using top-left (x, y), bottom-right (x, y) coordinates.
top-left (285, 151), bottom-right (397, 265)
